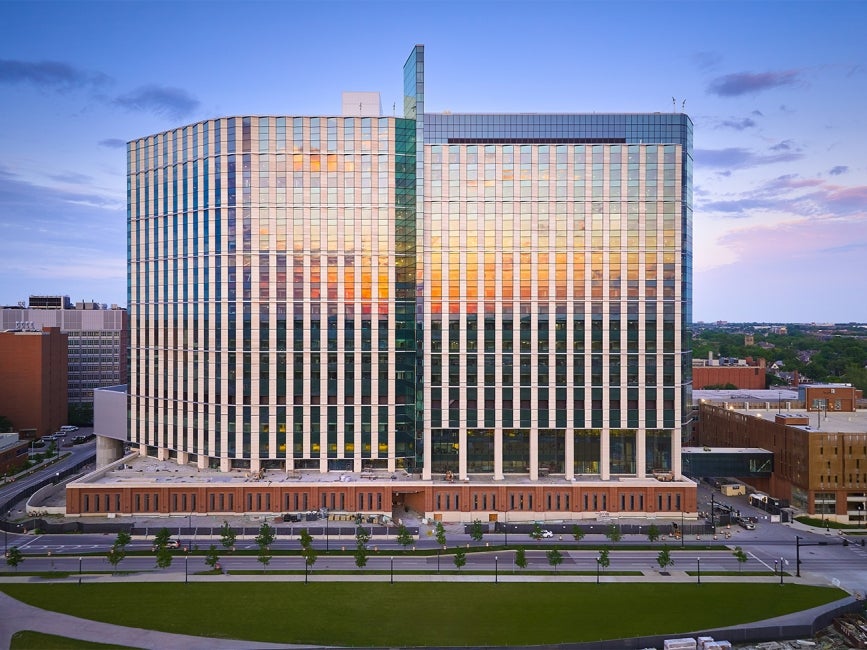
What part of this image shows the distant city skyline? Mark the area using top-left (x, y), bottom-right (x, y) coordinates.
top-left (1, 0), bottom-right (865, 322)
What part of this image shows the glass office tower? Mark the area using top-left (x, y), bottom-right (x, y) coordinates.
top-left (124, 45), bottom-right (693, 516)
top-left (128, 116), bottom-right (417, 473)
top-left (419, 111), bottom-right (693, 483)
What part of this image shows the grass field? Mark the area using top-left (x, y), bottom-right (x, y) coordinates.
top-left (1, 583), bottom-right (847, 647)
top-left (10, 631), bottom-right (135, 650)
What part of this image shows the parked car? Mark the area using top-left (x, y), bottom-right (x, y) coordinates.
top-left (738, 519), bottom-right (756, 530)
top-left (60, 425), bottom-right (79, 433)
top-left (531, 529), bottom-right (554, 539)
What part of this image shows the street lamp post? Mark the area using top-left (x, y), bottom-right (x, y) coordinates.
top-left (681, 510), bottom-right (685, 548)
top-left (596, 559), bottom-right (600, 585)
top-left (437, 548), bottom-right (440, 574)
top-left (495, 555), bottom-right (498, 584)
top-left (780, 557), bottom-right (784, 585)
top-left (696, 558), bottom-right (701, 585)
top-left (796, 535), bottom-right (801, 577)
top-left (710, 494), bottom-right (716, 535)
top-left (185, 552), bottom-right (189, 584)
top-left (774, 559), bottom-right (778, 578)
top-left (390, 556), bottom-right (394, 585)
top-left (2, 511), bottom-right (9, 556)
top-left (78, 557), bottom-right (83, 585)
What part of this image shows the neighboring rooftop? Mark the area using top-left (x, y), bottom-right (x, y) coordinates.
top-left (709, 406), bottom-right (867, 434)
top-left (75, 453), bottom-right (691, 488)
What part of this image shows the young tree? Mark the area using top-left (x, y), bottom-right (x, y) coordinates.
top-left (220, 520), bottom-right (237, 552)
top-left (204, 544), bottom-right (220, 571)
top-left (514, 547), bottom-right (528, 571)
top-left (453, 547), bottom-right (467, 571)
top-left (299, 527), bottom-right (314, 550)
top-left (605, 524), bottom-right (622, 543)
top-left (115, 530), bottom-right (132, 549)
top-left (355, 526), bottom-right (371, 548)
top-left (656, 547), bottom-right (674, 571)
top-left (256, 545), bottom-right (272, 573)
top-left (733, 546), bottom-right (748, 572)
top-left (435, 521), bottom-right (447, 547)
top-left (469, 519), bottom-right (485, 542)
top-left (303, 546), bottom-right (318, 572)
top-left (5, 546), bottom-right (23, 572)
top-left (597, 548), bottom-right (610, 572)
top-left (354, 526), bottom-right (371, 568)
top-left (647, 523), bottom-right (660, 543)
top-left (107, 544), bottom-right (126, 575)
top-left (530, 523), bottom-right (544, 540)
top-left (396, 524), bottom-right (413, 549)
top-left (153, 527), bottom-right (172, 550)
top-left (255, 522), bottom-right (276, 549)
top-left (155, 545), bottom-right (173, 569)
top-left (571, 524), bottom-right (585, 542)
top-left (546, 548), bottom-right (563, 571)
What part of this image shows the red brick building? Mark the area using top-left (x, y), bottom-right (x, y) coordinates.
top-left (692, 356), bottom-right (766, 390)
top-left (0, 326), bottom-right (68, 438)
top-left (698, 386), bottom-right (867, 520)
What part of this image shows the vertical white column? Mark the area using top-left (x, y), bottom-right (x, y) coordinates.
top-left (600, 430), bottom-right (610, 480)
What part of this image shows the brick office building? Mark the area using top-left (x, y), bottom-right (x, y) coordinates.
top-left (698, 384), bottom-right (867, 521)
top-left (0, 325), bottom-right (68, 438)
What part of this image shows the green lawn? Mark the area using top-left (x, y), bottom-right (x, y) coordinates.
top-left (10, 631), bottom-right (138, 650)
top-left (0, 583), bottom-right (847, 647)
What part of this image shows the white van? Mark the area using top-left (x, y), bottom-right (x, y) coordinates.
top-left (60, 425), bottom-right (78, 433)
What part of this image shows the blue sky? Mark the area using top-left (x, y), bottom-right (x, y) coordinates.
top-left (1, 0), bottom-right (864, 322)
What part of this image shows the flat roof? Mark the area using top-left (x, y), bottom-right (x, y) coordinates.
top-left (682, 446), bottom-right (770, 455)
top-left (693, 388), bottom-right (799, 402)
top-left (712, 406), bottom-right (867, 434)
top-left (73, 454), bottom-right (693, 489)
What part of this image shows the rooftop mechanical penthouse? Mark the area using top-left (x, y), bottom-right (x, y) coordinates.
top-left (70, 45), bottom-right (696, 520)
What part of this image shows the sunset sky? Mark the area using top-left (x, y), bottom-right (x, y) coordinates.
top-left (1, 0), bottom-right (864, 323)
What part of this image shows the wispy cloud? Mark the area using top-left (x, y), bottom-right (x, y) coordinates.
top-left (47, 172), bottom-right (94, 185)
top-left (707, 70), bottom-right (801, 97)
top-left (99, 138), bottom-right (127, 149)
top-left (700, 174), bottom-right (867, 220)
top-left (694, 145), bottom-right (803, 170)
top-left (718, 117), bottom-right (756, 131)
top-left (114, 85), bottom-right (199, 119)
top-left (0, 59), bottom-right (110, 91)
top-left (0, 170), bottom-right (125, 299)
top-left (829, 165), bottom-right (848, 176)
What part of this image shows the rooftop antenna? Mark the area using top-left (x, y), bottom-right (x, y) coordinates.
top-left (681, 99), bottom-right (686, 112)
top-left (672, 97), bottom-right (676, 112)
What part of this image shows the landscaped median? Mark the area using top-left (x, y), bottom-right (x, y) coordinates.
top-left (0, 583), bottom-right (850, 647)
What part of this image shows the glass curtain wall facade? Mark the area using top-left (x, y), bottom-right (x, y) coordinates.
top-left (127, 45), bottom-right (693, 489)
top-left (127, 116), bottom-right (417, 472)
top-left (420, 109), bottom-right (693, 482)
